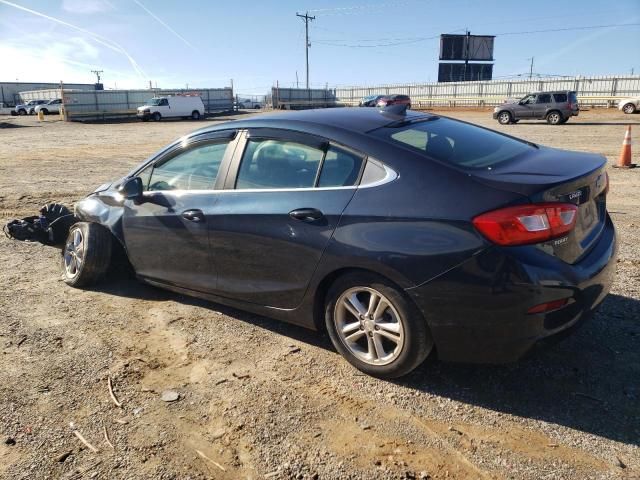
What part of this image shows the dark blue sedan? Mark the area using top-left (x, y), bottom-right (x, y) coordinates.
top-left (64, 108), bottom-right (617, 378)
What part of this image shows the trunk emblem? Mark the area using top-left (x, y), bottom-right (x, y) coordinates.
top-left (568, 191), bottom-right (582, 201)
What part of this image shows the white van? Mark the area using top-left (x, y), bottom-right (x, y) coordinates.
top-left (137, 95), bottom-right (205, 121)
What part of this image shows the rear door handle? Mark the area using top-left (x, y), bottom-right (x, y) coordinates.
top-left (182, 209), bottom-right (205, 223)
top-left (289, 208), bottom-right (324, 222)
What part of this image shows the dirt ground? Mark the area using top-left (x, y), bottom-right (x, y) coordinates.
top-left (0, 109), bottom-right (639, 480)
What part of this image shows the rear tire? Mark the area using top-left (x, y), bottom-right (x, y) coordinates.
top-left (191, 110), bottom-right (201, 120)
top-left (559, 117), bottom-right (569, 124)
top-left (41, 108), bottom-right (49, 115)
top-left (622, 103), bottom-right (636, 114)
top-left (18, 109), bottom-right (26, 116)
top-left (325, 272), bottom-right (433, 379)
top-left (152, 112), bottom-right (161, 121)
top-left (546, 110), bottom-right (563, 125)
top-left (497, 111), bottom-right (512, 124)
top-left (61, 222), bottom-right (112, 288)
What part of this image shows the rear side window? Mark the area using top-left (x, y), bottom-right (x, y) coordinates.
top-left (236, 139), bottom-right (323, 189)
top-left (318, 146), bottom-right (363, 187)
top-left (536, 94), bottom-right (551, 103)
top-left (372, 118), bottom-right (533, 169)
top-left (236, 138), bottom-right (364, 189)
top-left (553, 93), bottom-right (567, 102)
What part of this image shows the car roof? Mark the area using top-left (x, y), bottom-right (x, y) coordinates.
top-left (198, 108), bottom-right (435, 135)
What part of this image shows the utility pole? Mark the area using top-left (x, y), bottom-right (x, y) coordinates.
top-left (296, 11), bottom-right (315, 89)
top-left (528, 57), bottom-right (534, 79)
top-left (296, 71), bottom-right (299, 88)
top-left (90, 69), bottom-right (103, 84)
top-left (464, 30), bottom-right (470, 82)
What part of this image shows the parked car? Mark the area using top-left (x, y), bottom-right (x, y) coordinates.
top-left (238, 98), bottom-right (263, 109)
top-left (358, 95), bottom-right (385, 107)
top-left (493, 91), bottom-right (579, 125)
top-left (63, 108), bottom-right (616, 378)
top-left (137, 95), bottom-right (205, 121)
top-left (376, 94), bottom-right (411, 109)
top-left (618, 97), bottom-right (640, 114)
top-left (11, 99), bottom-right (48, 115)
top-left (34, 99), bottom-right (63, 115)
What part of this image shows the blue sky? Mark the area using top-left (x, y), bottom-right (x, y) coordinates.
top-left (1, 0), bottom-right (639, 94)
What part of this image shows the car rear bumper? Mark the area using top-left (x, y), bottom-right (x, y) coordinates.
top-left (406, 215), bottom-right (617, 363)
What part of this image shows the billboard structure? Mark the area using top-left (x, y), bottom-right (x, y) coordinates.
top-left (438, 63), bottom-right (494, 82)
top-left (438, 32), bottom-right (495, 82)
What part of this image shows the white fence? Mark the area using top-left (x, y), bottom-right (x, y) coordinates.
top-left (334, 75), bottom-right (640, 107)
top-left (19, 87), bottom-right (234, 120)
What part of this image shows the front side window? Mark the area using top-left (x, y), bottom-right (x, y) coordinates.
top-left (536, 94), bottom-right (551, 104)
top-left (146, 141), bottom-right (229, 191)
top-left (236, 139), bottom-right (324, 189)
top-left (372, 117), bottom-right (533, 169)
top-left (521, 95), bottom-right (535, 105)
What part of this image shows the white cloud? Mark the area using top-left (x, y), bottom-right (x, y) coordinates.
top-left (0, 36), bottom-right (143, 88)
top-left (62, 0), bottom-right (114, 14)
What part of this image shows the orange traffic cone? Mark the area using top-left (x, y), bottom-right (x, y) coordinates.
top-left (614, 125), bottom-right (636, 168)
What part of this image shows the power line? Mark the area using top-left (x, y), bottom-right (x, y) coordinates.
top-left (296, 12), bottom-right (315, 89)
top-left (313, 22), bottom-right (640, 48)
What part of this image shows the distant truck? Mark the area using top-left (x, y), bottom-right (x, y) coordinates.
top-left (137, 95), bottom-right (205, 121)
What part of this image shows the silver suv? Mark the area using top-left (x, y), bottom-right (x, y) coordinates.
top-left (12, 99), bottom-right (48, 116)
top-left (493, 91), bottom-right (579, 125)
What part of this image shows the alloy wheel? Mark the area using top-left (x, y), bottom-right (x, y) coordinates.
top-left (334, 287), bottom-right (405, 366)
top-left (548, 112), bottom-right (561, 124)
top-left (498, 112), bottom-right (511, 124)
top-left (63, 228), bottom-right (84, 278)
top-left (623, 103), bottom-right (636, 114)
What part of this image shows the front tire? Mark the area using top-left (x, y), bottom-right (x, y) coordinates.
top-left (152, 112), bottom-right (161, 121)
top-left (191, 110), bottom-right (201, 120)
top-left (546, 110), bottom-right (563, 125)
top-left (622, 103), bottom-right (636, 114)
top-left (62, 222), bottom-right (112, 288)
top-left (41, 108), bottom-right (49, 115)
top-left (325, 272), bottom-right (433, 379)
top-left (18, 109), bottom-right (27, 116)
top-left (497, 111), bottom-right (512, 124)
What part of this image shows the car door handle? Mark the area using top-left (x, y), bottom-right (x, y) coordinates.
top-left (289, 208), bottom-right (324, 222)
top-left (182, 209), bottom-right (205, 223)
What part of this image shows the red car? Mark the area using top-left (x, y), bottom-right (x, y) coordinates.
top-left (376, 94), bottom-right (411, 109)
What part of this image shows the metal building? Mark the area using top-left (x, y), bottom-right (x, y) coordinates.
top-left (0, 82), bottom-right (95, 106)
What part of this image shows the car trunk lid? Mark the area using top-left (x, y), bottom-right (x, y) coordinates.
top-left (471, 146), bottom-right (608, 263)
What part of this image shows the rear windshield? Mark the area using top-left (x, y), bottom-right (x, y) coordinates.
top-left (569, 92), bottom-right (578, 103)
top-left (371, 117), bottom-right (533, 169)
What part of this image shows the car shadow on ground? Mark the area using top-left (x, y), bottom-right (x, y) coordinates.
top-left (95, 276), bottom-right (639, 446)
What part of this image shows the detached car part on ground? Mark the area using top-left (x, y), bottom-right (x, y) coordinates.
top-left (24, 108), bottom-right (618, 379)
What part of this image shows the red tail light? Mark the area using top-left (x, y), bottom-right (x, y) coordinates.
top-left (472, 203), bottom-right (578, 246)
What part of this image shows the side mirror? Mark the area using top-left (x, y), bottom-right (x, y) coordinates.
top-left (118, 176), bottom-right (143, 200)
